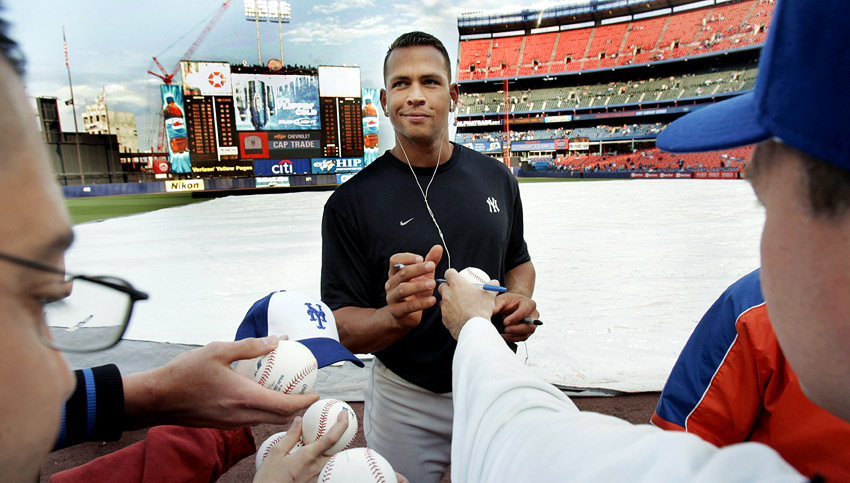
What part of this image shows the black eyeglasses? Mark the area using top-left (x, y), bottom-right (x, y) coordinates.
top-left (0, 251), bottom-right (149, 353)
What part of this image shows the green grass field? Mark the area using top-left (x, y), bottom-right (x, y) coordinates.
top-left (65, 193), bottom-right (206, 225)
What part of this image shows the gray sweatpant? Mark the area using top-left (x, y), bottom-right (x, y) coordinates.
top-left (364, 358), bottom-right (453, 483)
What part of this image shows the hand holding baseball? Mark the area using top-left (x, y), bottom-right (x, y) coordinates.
top-left (122, 336), bottom-right (319, 430)
top-left (302, 399), bottom-right (358, 455)
top-left (439, 268), bottom-right (498, 340)
top-left (385, 244), bottom-right (443, 329)
top-left (253, 411), bottom-right (350, 483)
top-left (235, 340), bottom-right (319, 395)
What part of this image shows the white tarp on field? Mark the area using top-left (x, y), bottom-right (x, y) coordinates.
top-left (66, 179), bottom-right (762, 392)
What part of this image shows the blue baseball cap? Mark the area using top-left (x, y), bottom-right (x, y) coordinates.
top-left (657, 0), bottom-right (850, 170)
top-left (235, 290), bottom-right (364, 368)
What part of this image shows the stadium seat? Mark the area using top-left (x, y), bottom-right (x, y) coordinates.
top-left (455, 0), bottom-right (770, 80)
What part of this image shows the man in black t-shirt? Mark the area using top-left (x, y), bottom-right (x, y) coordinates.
top-left (321, 31), bottom-right (538, 483)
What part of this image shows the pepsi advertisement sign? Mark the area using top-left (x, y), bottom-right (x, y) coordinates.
top-left (311, 157), bottom-right (364, 174)
top-left (253, 158), bottom-right (311, 176)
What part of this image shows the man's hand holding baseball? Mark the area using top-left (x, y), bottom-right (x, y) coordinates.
top-left (253, 412), bottom-right (347, 483)
top-left (123, 336), bottom-right (319, 430)
top-left (439, 268), bottom-right (497, 340)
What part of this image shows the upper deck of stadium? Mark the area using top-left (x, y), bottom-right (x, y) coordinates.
top-left (456, 0), bottom-right (775, 82)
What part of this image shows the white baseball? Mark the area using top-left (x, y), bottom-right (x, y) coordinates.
top-left (235, 340), bottom-right (318, 394)
top-left (460, 266), bottom-right (491, 285)
top-left (255, 431), bottom-right (303, 470)
top-left (319, 447), bottom-right (398, 483)
top-left (301, 398), bottom-right (358, 455)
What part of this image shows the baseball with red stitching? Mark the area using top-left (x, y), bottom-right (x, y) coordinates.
top-left (235, 340), bottom-right (318, 394)
top-left (301, 398), bottom-right (358, 455)
top-left (459, 266), bottom-right (491, 285)
top-left (254, 431), bottom-right (303, 470)
top-left (319, 447), bottom-right (398, 483)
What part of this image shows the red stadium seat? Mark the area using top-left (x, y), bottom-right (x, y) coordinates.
top-left (455, 0), bottom-right (771, 80)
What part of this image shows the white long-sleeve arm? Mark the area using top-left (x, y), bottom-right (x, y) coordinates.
top-left (451, 317), bottom-right (804, 482)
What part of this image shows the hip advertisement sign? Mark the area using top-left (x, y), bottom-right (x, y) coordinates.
top-left (311, 157), bottom-right (363, 174)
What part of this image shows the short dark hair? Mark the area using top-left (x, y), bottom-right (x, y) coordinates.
top-left (748, 139), bottom-right (850, 218)
top-left (383, 31), bottom-right (451, 83)
top-left (799, 147), bottom-right (850, 218)
top-left (0, 7), bottom-right (24, 75)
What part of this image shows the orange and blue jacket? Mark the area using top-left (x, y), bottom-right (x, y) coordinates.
top-left (652, 269), bottom-right (850, 481)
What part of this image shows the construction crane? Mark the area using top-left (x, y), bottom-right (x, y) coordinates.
top-left (146, 0), bottom-right (233, 160)
top-left (147, 0), bottom-right (233, 85)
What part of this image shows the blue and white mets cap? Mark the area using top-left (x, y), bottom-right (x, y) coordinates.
top-left (657, 0), bottom-right (850, 170)
top-left (235, 290), bottom-right (364, 368)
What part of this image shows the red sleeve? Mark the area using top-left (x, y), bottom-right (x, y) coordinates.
top-left (49, 426), bottom-right (256, 483)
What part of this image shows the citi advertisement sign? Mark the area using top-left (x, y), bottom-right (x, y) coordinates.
top-left (311, 157), bottom-right (364, 174)
top-left (253, 158), bottom-right (311, 176)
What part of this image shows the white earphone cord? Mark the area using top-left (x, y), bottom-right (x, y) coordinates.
top-left (395, 119), bottom-right (530, 361)
top-left (396, 129), bottom-right (452, 270)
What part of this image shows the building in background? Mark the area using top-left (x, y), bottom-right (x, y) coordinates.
top-left (37, 96), bottom-right (128, 185)
top-left (82, 93), bottom-right (139, 153)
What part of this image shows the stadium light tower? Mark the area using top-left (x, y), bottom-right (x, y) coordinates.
top-left (270, 1), bottom-right (291, 65)
top-left (244, 0), bottom-right (291, 66)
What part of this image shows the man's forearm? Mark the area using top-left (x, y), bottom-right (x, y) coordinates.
top-left (122, 367), bottom-right (169, 430)
top-left (505, 260), bottom-right (535, 297)
top-left (334, 305), bottom-right (414, 354)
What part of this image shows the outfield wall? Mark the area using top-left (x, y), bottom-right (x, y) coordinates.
top-left (62, 169), bottom-right (741, 198)
top-left (516, 170), bottom-right (741, 180)
top-left (61, 173), bottom-right (340, 198)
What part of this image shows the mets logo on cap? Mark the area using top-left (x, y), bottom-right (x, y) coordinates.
top-left (235, 290), bottom-right (364, 368)
top-left (305, 302), bottom-right (327, 330)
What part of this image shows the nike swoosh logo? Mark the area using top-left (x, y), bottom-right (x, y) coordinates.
top-left (400, 218), bottom-right (414, 226)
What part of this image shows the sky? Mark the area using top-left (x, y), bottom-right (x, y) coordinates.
top-left (5, 0), bottom-right (578, 152)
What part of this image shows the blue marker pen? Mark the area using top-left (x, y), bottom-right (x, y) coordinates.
top-left (435, 279), bottom-right (507, 293)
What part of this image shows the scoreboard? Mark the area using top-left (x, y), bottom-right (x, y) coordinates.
top-left (170, 62), bottom-right (367, 179)
top-left (337, 97), bottom-right (364, 157)
top-left (185, 96), bottom-right (216, 161)
top-left (320, 97), bottom-right (363, 158)
top-left (319, 97), bottom-right (338, 157)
